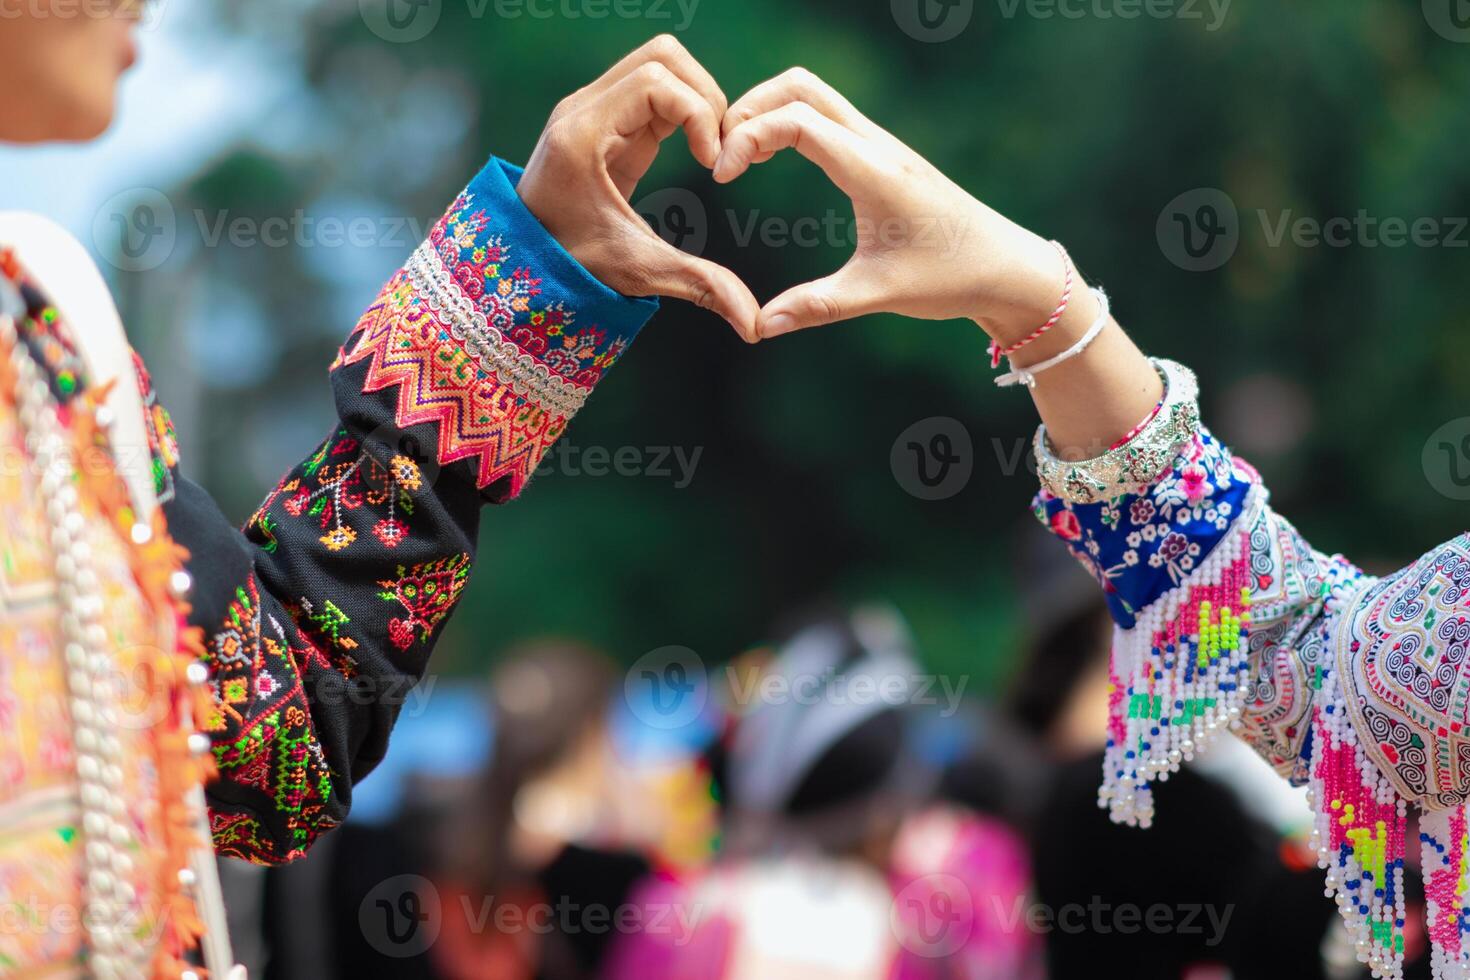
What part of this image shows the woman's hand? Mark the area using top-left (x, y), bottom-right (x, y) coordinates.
top-left (718, 68), bottom-right (1161, 453)
top-left (518, 36), bottom-right (760, 342)
top-left (715, 68), bottom-right (1088, 344)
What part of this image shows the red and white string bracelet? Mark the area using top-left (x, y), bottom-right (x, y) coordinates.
top-left (994, 287), bottom-right (1110, 388)
top-left (987, 240), bottom-right (1073, 369)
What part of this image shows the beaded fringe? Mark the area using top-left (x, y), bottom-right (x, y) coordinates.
top-left (1420, 803), bottom-right (1470, 979)
top-left (1307, 679), bottom-right (1411, 979)
top-left (1097, 486), bottom-right (1264, 828)
top-left (1095, 476), bottom-right (1470, 980)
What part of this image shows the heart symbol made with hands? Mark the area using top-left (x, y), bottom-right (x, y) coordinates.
top-left (712, 68), bottom-right (1081, 342)
top-left (519, 39), bottom-right (1075, 345)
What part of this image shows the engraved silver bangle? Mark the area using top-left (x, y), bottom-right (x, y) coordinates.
top-left (1033, 357), bottom-right (1200, 505)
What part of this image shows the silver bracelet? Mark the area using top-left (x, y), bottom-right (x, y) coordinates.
top-left (1033, 357), bottom-right (1200, 505)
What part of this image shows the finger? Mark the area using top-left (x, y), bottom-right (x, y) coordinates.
top-left (582, 35), bottom-right (728, 122)
top-left (758, 262), bottom-right (889, 338)
top-left (602, 62), bottom-right (723, 170)
top-left (713, 102), bottom-right (870, 193)
top-left (722, 67), bottom-right (879, 140)
top-left (628, 232), bottom-right (760, 342)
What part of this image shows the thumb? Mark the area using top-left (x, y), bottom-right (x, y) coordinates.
top-left (757, 261), bottom-right (888, 339)
top-left (637, 237), bottom-right (761, 343)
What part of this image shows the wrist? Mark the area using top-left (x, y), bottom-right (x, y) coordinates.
top-left (973, 233), bottom-right (1076, 345)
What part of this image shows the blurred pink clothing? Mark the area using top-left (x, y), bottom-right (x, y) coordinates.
top-left (604, 807), bottom-right (1041, 980)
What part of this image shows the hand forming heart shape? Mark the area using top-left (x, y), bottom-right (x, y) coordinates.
top-left (519, 38), bottom-right (1089, 348)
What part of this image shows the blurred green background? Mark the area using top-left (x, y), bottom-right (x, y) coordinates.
top-left (101, 0), bottom-right (1470, 688)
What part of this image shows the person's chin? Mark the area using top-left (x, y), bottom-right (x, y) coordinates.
top-left (33, 102), bottom-right (116, 143)
top-left (25, 103), bottom-right (117, 144)
top-left (0, 107), bottom-right (112, 144)
top-left (58, 84), bottom-right (120, 142)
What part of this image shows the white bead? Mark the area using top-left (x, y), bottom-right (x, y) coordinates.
top-left (169, 569), bottom-right (193, 597)
top-left (68, 671), bottom-right (92, 698)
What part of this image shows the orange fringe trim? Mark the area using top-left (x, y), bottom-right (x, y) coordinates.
top-left (75, 385), bottom-right (215, 978)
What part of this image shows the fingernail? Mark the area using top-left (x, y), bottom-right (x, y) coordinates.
top-left (764, 314), bottom-right (795, 337)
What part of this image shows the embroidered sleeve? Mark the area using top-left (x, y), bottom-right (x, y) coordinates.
top-left (1033, 359), bottom-right (1470, 979)
top-left (160, 157), bottom-right (658, 865)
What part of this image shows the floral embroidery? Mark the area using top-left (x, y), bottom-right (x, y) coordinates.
top-left (333, 187), bottom-right (635, 498)
top-left (377, 553), bottom-right (471, 651)
top-left (256, 430), bottom-right (421, 554)
top-left (1033, 373), bottom-right (1470, 977)
top-left (1036, 428), bottom-right (1254, 627)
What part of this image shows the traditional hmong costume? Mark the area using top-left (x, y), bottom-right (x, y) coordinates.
top-left (0, 157), bottom-right (656, 976)
top-left (1035, 358), bottom-right (1470, 979)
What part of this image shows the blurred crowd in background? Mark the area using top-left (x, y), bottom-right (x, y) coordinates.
top-left (215, 532), bottom-right (1395, 979)
top-left (5, 0), bottom-right (1468, 976)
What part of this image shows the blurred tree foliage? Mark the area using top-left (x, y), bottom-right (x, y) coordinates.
top-left (129, 0), bottom-right (1470, 688)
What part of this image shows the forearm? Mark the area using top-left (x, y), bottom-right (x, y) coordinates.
top-left (164, 156), bottom-right (656, 863)
top-left (976, 240), bottom-right (1161, 455)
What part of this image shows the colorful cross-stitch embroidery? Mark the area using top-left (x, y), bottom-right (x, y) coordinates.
top-left (377, 553), bottom-right (472, 651)
top-left (334, 187), bottom-right (633, 498)
top-left (266, 429), bottom-right (423, 553)
top-left (203, 576), bottom-right (337, 863)
top-left (1035, 361), bottom-right (1470, 979)
top-left (132, 348), bottom-right (179, 504)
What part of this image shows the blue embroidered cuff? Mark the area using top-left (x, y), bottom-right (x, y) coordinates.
top-left (1033, 428), bottom-right (1259, 629)
top-left (334, 156), bottom-right (659, 501)
top-left (487, 158), bottom-right (660, 341)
